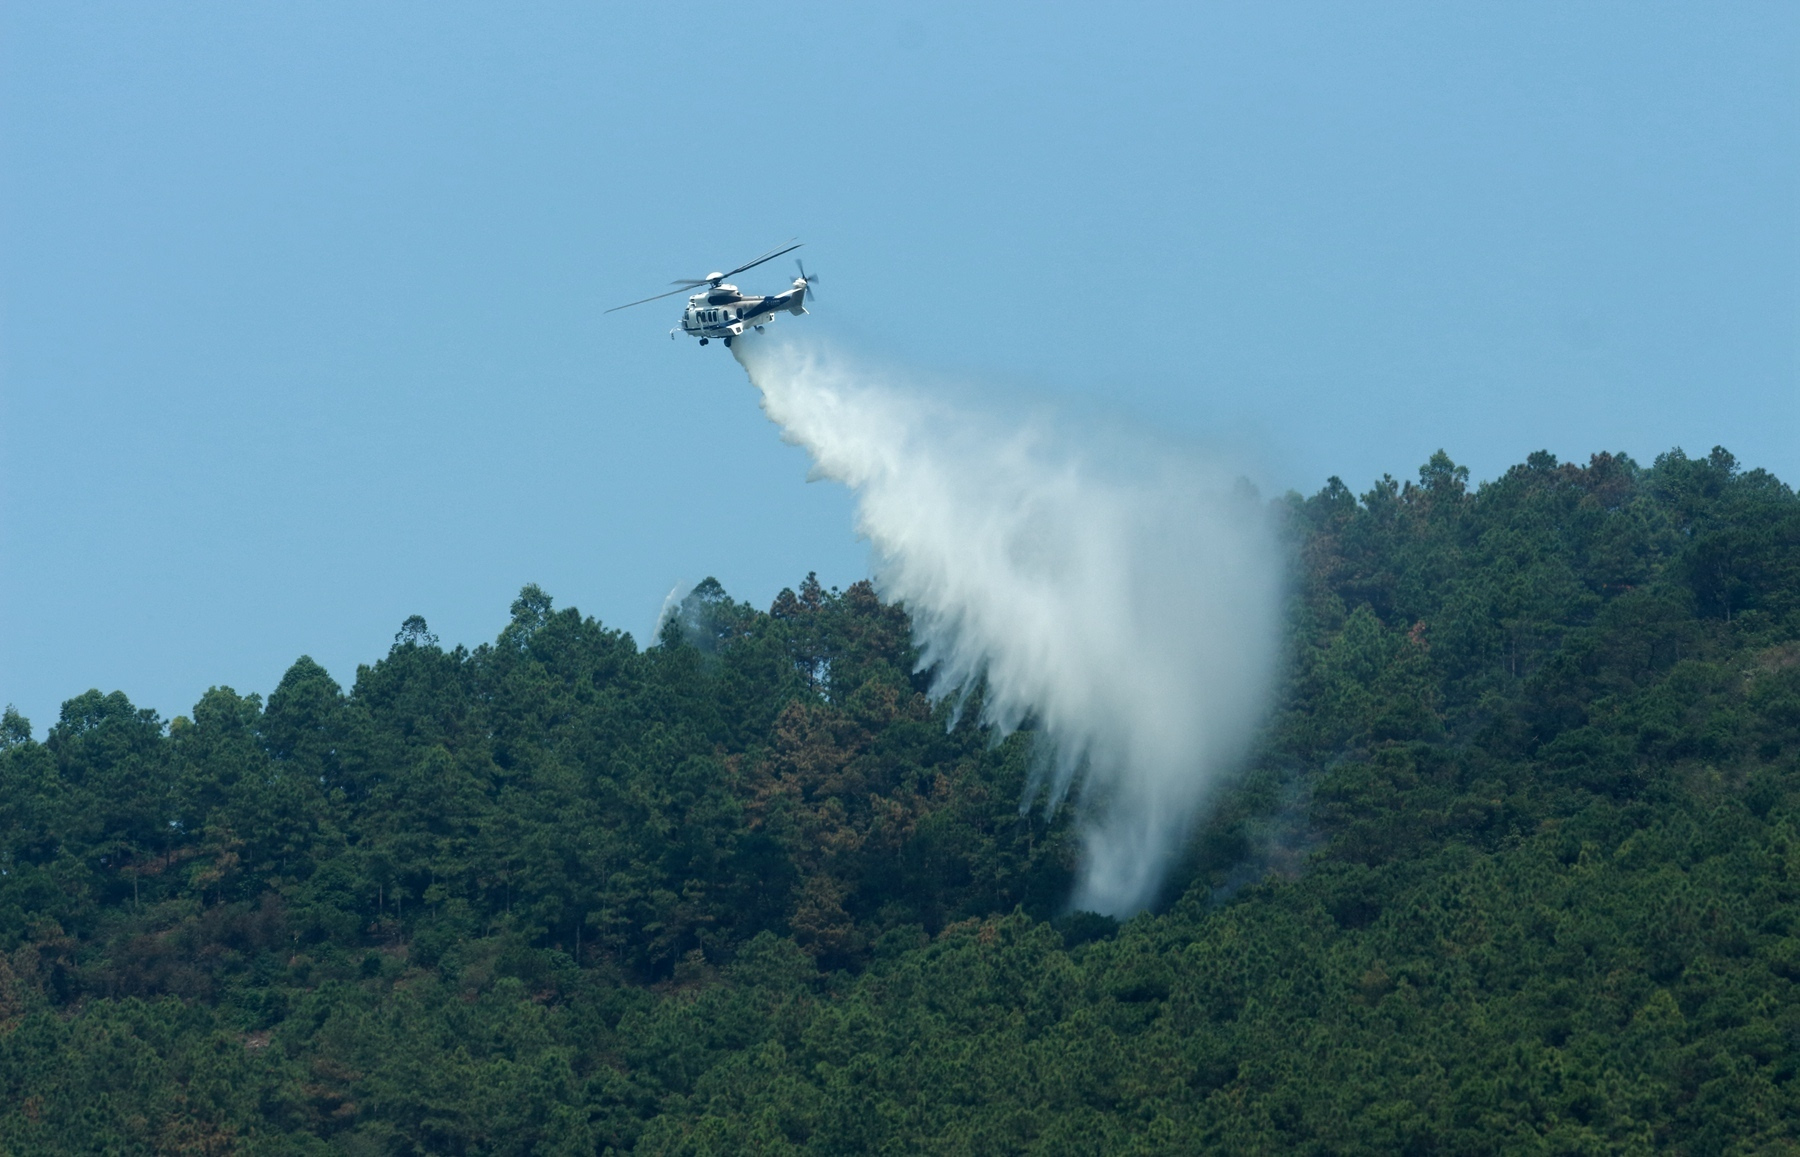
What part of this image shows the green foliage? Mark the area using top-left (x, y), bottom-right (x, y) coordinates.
top-left (1, 448), bottom-right (1797, 1152)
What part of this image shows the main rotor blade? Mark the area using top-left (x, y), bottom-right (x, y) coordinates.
top-left (603, 284), bottom-right (697, 313)
top-left (720, 240), bottom-right (803, 282)
top-left (607, 241), bottom-right (804, 314)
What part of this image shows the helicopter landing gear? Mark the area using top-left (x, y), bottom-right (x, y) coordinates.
top-left (723, 336), bottom-right (733, 348)
top-left (699, 337), bottom-right (709, 345)
top-left (755, 325), bottom-right (765, 332)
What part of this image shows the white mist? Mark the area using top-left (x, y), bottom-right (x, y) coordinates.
top-left (735, 337), bottom-right (1283, 915)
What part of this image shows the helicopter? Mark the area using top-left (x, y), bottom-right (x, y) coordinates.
top-left (605, 241), bottom-right (818, 347)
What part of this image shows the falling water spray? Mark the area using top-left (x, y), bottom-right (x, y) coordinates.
top-left (734, 337), bottom-right (1283, 915)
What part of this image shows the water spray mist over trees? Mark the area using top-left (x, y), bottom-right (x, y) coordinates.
top-left (736, 337), bottom-right (1284, 915)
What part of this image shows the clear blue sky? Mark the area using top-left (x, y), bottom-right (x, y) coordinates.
top-left (3, 3), bottom-right (1796, 733)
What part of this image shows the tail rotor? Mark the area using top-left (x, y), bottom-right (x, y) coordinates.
top-left (795, 258), bottom-right (820, 300)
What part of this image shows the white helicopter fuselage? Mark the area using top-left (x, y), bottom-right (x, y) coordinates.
top-left (675, 278), bottom-right (809, 345)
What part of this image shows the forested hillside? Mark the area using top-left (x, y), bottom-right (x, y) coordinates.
top-left (3, 445), bottom-right (1798, 1154)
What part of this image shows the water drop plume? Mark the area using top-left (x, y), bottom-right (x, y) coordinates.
top-left (734, 337), bottom-right (1284, 915)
